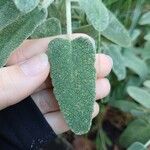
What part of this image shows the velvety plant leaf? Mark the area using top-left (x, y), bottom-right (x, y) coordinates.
top-left (104, 44), bottom-right (126, 80)
top-left (31, 18), bottom-right (61, 38)
top-left (13, 0), bottom-right (40, 13)
top-left (127, 86), bottom-right (150, 109)
top-left (123, 49), bottom-right (148, 80)
top-left (102, 11), bottom-right (132, 47)
top-left (127, 142), bottom-right (147, 150)
top-left (48, 36), bottom-right (96, 134)
top-left (109, 100), bottom-right (144, 115)
top-left (0, 0), bottom-right (21, 31)
top-left (119, 119), bottom-right (150, 148)
top-left (139, 12), bottom-right (150, 25)
top-left (79, 0), bottom-right (109, 32)
top-left (144, 33), bottom-right (150, 41)
top-left (0, 7), bottom-right (47, 67)
top-left (40, 0), bottom-right (54, 8)
top-left (143, 80), bottom-right (150, 89)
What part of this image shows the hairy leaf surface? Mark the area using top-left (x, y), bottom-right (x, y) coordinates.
top-left (13, 0), bottom-right (40, 13)
top-left (0, 8), bottom-right (47, 67)
top-left (79, 0), bottom-right (109, 32)
top-left (127, 86), bottom-right (150, 109)
top-left (31, 18), bottom-right (61, 38)
top-left (48, 36), bottom-right (96, 134)
top-left (0, 0), bottom-right (21, 31)
top-left (102, 11), bottom-right (132, 47)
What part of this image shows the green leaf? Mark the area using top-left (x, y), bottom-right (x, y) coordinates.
top-left (139, 12), bottom-right (150, 25)
top-left (102, 11), bottom-right (132, 47)
top-left (144, 33), bottom-right (150, 41)
top-left (127, 142), bottom-right (146, 150)
top-left (143, 80), bottom-right (150, 89)
top-left (119, 119), bottom-right (150, 148)
top-left (40, 0), bottom-right (54, 9)
top-left (31, 18), bottom-right (62, 38)
top-left (104, 44), bottom-right (126, 80)
top-left (13, 0), bottom-right (40, 13)
top-left (0, 7), bottom-right (47, 67)
top-left (48, 36), bottom-right (96, 134)
top-left (0, 0), bottom-right (21, 30)
top-left (127, 86), bottom-right (150, 108)
top-left (109, 100), bottom-right (144, 115)
top-left (79, 0), bottom-right (109, 32)
top-left (123, 49), bottom-right (148, 80)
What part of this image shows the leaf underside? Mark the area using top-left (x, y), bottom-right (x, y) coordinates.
top-left (0, 7), bottom-right (47, 67)
top-left (79, 0), bottom-right (109, 32)
top-left (13, 0), bottom-right (40, 13)
top-left (31, 17), bottom-right (62, 38)
top-left (48, 37), bottom-right (96, 134)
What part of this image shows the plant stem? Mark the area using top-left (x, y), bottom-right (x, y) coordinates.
top-left (66, 0), bottom-right (72, 35)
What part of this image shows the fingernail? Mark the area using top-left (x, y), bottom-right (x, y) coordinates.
top-left (20, 53), bottom-right (49, 76)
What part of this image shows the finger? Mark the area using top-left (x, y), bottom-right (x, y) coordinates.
top-left (32, 89), bottom-right (59, 114)
top-left (7, 34), bottom-right (90, 65)
top-left (0, 53), bottom-right (49, 110)
top-left (44, 102), bottom-right (99, 134)
top-left (95, 54), bottom-right (113, 78)
top-left (96, 78), bottom-right (111, 100)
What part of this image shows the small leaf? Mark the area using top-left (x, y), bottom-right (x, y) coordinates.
top-left (102, 11), bottom-right (132, 47)
top-left (79, 0), bottom-right (109, 31)
top-left (31, 18), bottom-right (62, 38)
top-left (0, 0), bottom-right (21, 30)
top-left (123, 49), bottom-right (148, 80)
top-left (0, 8), bottom-right (47, 67)
top-left (144, 33), bottom-right (150, 41)
top-left (13, 0), bottom-right (40, 13)
top-left (40, 0), bottom-right (54, 8)
top-left (127, 142), bottom-right (146, 150)
top-left (127, 86), bottom-right (150, 108)
top-left (48, 36), bottom-right (96, 134)
top-left (119, 119), bottom-right (150, 148)
top-left (143, 80), bottom-right (150, 89)
top-left (104, 44), bottom-right (126, 80)
top-left (139, 12), bottom-right (150, 25)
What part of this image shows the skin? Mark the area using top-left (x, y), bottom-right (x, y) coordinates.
top-left (0, 35), bottom-right (113, 135)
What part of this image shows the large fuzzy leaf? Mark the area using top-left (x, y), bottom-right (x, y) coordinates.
top-left (102, 11), bottom-right (132, 47)
top-left (123, 49), bottom-right (148, 80)
top-left (139, 12), bottom-right (150, 25)
top-left (48, 36), bottom-right (96, 134)
top-left (104, 44), bottom-right (126, 80)
top-left (0, 8), bottom-right (47, 67)
top-left (119, 119), bottom-right (150, 148)
top-left (127, 86), bottom-right (150, 109)
top-left (79, 0), bottom-right (109, 32)
top-left (127, 142), bottom-right (147, 150)
top-left (0, 0), bottom-right (21, 31)
top-left (31, 18), bottom-right (61, 38)
top-left (13, 0), bottom-right (40, 13)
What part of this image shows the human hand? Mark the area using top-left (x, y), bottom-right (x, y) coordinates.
top-left (2, 34), bottom-right (113, 134)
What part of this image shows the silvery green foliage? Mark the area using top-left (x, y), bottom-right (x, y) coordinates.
top-left (48, 36), bottom-right (96, 134)
top-left (79, 0), bottom-right (109, 32)
top-left (104, 44), bottom-right (126, 80)
top-left (13, 0), bottom-right (40, 13)
top-left (101, 11), bottom-right (131, 47)
top-left (0, 8), bottom-right (47, 67)
top-left (0, 0), bottom-right (21, 30)
top-left (144, 33), bottom-right (150, 41)
top-left (139, 11), bottom-right (150, 25)
top-left (31, 17), bottom-right (61, 38)
top-left (40, 0), bottom-right (54, 8)
top-left (119, 119), bottom-right (150, 148)
top-left (127, 86), bottom-right (150, 109)
top-left (123, 49), bottom-right (148, 80)
top-left (127, 142), bottom-right (146, 150)
top-left (143, 80), bottom-right (150, 89)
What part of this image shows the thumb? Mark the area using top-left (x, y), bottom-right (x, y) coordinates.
top-left (0, 53), bottom-right (49, 110)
